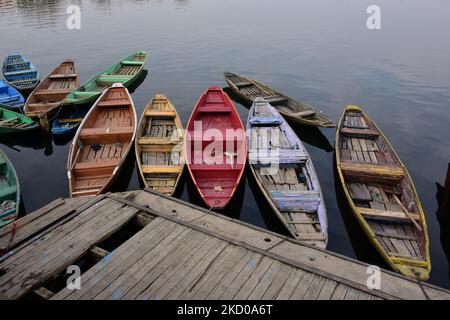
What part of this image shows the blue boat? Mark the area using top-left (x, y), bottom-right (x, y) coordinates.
top-left (2, 53), bottom-right (40, 91)
top-left (51, 104), bottom-right (90, 136)
top-left (0, 80), bottom-right (25, 111)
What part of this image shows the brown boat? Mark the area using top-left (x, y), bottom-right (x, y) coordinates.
top-left (24, 60), bottom-right (80, 119)
top-left (67, 83), bottom-right (137, 198)
top-left (135, 94), bottom-right (184, 196)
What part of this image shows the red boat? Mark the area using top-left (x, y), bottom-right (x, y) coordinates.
top-left (185, 86), bottom-right (247, 209)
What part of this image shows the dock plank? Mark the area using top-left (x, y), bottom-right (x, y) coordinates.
top-left (0, 190), bottom-right (448, 300)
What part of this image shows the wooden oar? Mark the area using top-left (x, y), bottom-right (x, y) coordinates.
top-left (393, 194), bottom-right (422, 231)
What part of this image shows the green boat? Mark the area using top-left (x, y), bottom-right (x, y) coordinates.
top-left (0, 104), bottom-right (39, 134)
top-left (0, 149), bottom-right (19, 228)
top-left (63, 51), bottom-right (148, 105)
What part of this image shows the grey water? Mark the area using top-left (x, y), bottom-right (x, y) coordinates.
top-left (1, 0), bottom-right (450, 290)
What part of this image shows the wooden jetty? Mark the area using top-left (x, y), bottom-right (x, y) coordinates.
top-left (0, 190), bottom-right (449, 300)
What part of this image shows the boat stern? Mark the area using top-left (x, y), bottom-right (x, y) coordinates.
top-left (345, 104), bottom-right (362, 112)
top-left (395, 264), bottom-right (430, 281)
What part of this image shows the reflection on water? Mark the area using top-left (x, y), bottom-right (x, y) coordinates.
top-left (0, 0), bottom-right (450, 289)
top-left (0, 130), bottom-right (52, 154)
top-left (2, 0), bottom-right (64, 28)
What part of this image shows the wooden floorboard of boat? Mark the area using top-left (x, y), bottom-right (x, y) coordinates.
top-left (337, 107), bottom-right (428, 276)
top-left (136, 94), bottom-right (183, 195)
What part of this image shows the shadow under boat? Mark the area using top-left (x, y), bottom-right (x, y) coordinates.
top-left (223, 86), bottom-right (334, 153)
top-left (109, 150), bottom-right (137, 194)
top-left (0, 130), bottom-right (53, 155)
top-left (332, 152), bottom-right (389, 269)
top-left (436, 163), bottom-right (450, 280)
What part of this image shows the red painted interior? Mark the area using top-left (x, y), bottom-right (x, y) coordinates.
top-left (185, 86), bottom-right (247, 209)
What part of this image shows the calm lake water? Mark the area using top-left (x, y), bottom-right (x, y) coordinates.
top-left (1, 0), bottom-right (450, 290)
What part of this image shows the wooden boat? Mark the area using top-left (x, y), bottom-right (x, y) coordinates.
top-left (247, 98), bottom-right (328, 248)
top-left (24, 60), bottom-right (80, 119)
top-left (335, 105), bottom-right (430, 280)
top-left (0, 148), bottom-right (20, 228)
top-left (224, 71), bottom-right (335, 128)
top-left (135, 94), bottom-right (184, 195)
top-left (2, 54), bottom-right (40, 90)
top-left (185, 86), bottom-right (247, 209)
top-left (64, 51), bottom-right (147, 106)
top-left (51, 105), bottom-right (89, 136)
top-left (0, 80), bottom-right (24, 111)
top-left (67, 83), bottom-right (137, 198)
top-left (0, 104), bottom-right (39, 134)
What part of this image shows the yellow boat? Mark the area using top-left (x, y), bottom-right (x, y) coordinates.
top-left (335, 105), bottom-right (430, 280)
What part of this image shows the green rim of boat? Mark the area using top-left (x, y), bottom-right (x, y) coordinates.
top-left (63, 51), bottom-right (148, 106)
top-left (0, 148), bottom-right (20, 228)
top-left (0, 104), bottom-right (39, 134)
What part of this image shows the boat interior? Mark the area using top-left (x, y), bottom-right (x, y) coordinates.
top-left (226, 72), bottom-right (320, 121)
top-left (85, 53), bottom-right (146, 93)
top-left (0, 156), bottom-right (16, 204)
top-left (0, 108), bottom-right (36, 130)
top-left (0, 82), bottom-right (22, 107)
top-left (3, 55), bottom-right (38, 88)
top-left (248, 101), bottom-right (324, 244)
top-left (137, 95), bottom-right (183, 195)
top-left (187, 89), bottom-right (246, 208)
top-left (339, 109), bottom-right (426, 262)
top-left (26, 61), bottom-right (79, 115)
top-left (70, 87), bottom-right (135, 197)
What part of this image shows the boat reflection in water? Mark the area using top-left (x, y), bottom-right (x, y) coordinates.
top-left (0, 130), bottom-right (53, 155)
top-left (436, 163), bottom-right (450, 280)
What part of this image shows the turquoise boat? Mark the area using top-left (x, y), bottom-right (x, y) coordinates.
top-left (63, 51), bottom-right (147, 105)
top-left (2, 53), bottom-right (40, 91)
top-left (0, 149), bottom-right (19, 228)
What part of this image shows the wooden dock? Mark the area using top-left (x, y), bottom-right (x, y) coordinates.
top-left (0, 189), bottom-right (449, 300)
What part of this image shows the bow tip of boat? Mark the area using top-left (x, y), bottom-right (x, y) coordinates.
top-left (345, 104), bottom-right (362, 112)
top-left (396, 264), bottom-right (430, 281)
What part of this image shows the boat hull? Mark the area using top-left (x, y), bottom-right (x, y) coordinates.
top-left (185, 86), bottom-right (247, 209)
top-left (67, 84), bottom-right (137, 198)
top-left (224, 72), bottom-right (335, 128)
top-left (24, 60), bottom-right (80, 119)
top-left (63, 52), bottom-right (147, 106)
top-left (0, 80), bottom-right (25, 111)
top-left (0, 149), bottom-right (20, 228)
top-left (247, 98), bottom-right (328, 248)
top-left (0, 104), bottom-right (39, 134)
top-left (335, 105), bottom-right (430, 280)
top-left (2, 54), bottom-right (40, 91)
top-left (135, 94), bottom-right (184, 196)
